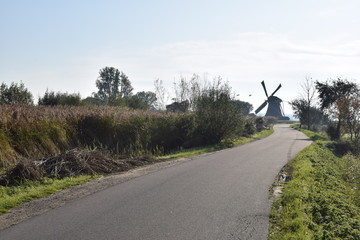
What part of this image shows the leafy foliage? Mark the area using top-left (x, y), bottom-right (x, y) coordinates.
top-left (316, 78), bottom-right (358, 110)
top-left (126, 91), bottom-right (157, 110)
top-left (192, 78), bottom-right (244, 145)
top-left (290, 99), bottom-right (326, 130)
top-left (315, 78), bottom-right (359, 140)
top-left (38, 90), bottom-right (81, 106)
top-left (93, 67), bottom-right (133, 105)
top-left (233, 100), bottom-right (253, 115)
top-left (0, 82), bottom-right (33, 105)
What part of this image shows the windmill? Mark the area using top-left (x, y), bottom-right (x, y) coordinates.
top-left (255, 80), bottom-right (290, 120)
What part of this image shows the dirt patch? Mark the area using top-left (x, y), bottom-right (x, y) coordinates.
top-left (270, 165), bottom-right (292, 200)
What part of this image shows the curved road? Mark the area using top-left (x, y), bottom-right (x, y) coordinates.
top-left (0, 125), bottom-right (311, 240)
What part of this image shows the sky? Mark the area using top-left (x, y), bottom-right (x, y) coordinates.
top-left (1, 0), bottom-right (360, 115)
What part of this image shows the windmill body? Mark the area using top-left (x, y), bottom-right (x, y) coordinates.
top-left (255, 81), bottom-right (290, 120)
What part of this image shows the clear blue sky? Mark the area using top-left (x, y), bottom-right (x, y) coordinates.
top-left (1, 0), bottom-right (359, 114)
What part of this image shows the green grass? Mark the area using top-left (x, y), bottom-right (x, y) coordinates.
top-left (291, 124), bottom-right (328, 141)
top-left (269, 130), bottom-right (360, 239)
top-left (158, 128), bottom-right (274, 159)
top-left (0, 175), bottom-right (97, 214)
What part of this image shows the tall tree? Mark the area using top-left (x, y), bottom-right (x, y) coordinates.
top-left (301, 76), bottom-right (317, 130)
top-left (316, 78), bottom-right (359, 140)
top-left (94, 67), bottom-right (133, 105)
top-left (290, 76), bottom-right (320, 130)
top-left (0, 81), bottom-right (33, 105)
top-left (119, 72), bottom-right (133, 98)
top-left (154, 78), bottom-right (168, 110)
top-left (94, 67), bottom-right (120, 104)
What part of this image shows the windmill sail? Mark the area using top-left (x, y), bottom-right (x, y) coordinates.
top-left (261, 81), bottom-right (268, 97)
top-left (270, 84), bottom-right (282, 96)
top-left (255, 100), bottom-right (268, 114)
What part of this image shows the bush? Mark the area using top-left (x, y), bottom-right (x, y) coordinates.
top-left (244, 118), bottom-right (256, 136)
top-left (193, 80), bottom-right (244, 145)
top-left (255, 117), bottom-right (266, 131)
top-left (326, 123), bottom-right (341, 141)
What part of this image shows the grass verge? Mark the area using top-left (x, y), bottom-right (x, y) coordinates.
top-left (0, 175), bottom-right (97, 214)
top-left (158, 128), bottom-right (274, 159)
top-left (269, 129), bottom-right (360, 239)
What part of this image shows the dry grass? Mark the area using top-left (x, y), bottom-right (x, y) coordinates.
top-left (0, 105), bottom-right (170, 126)
top-left (0, 148), bottom-right (159, 186)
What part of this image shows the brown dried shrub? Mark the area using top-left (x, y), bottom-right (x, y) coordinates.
top-left (0, 160), bottom-right (44, 186)
top-left (39, 148), bottom-right (130, 177)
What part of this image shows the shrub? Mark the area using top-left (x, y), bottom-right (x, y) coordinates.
top-left (255, 117), bottom-right (266, 131)
top-left (244, 118), bottom-right (256, 136)
top-left (193, 79), bottom-right (244, 145)
top-left (326, 123), bottom-right (341, 141)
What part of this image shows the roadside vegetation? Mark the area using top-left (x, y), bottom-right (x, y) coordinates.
top-left (0, 68), bottom-right (275, 214)
top-left (269, 128), bottom-right (360, 239)
top-left (270, 77), bottom-right (360, 239)
top-left (0, 175), bottom-right (95, 214)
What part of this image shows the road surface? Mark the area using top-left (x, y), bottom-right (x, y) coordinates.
top-left (0, 124), bottom-right (311, 240)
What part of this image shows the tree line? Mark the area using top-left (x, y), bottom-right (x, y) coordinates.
top-left (0, 67), bottom-right (158, 110)
top-left (0, 66), bottom-right (253, 114)
top-left (290, 77), bottom-right (359, 153)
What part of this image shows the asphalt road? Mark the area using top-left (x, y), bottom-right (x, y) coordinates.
top-left (0, 124), bottom-right (311, 240)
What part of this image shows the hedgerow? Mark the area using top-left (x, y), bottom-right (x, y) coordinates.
top-left (0, 105), bottom-right (266, 168)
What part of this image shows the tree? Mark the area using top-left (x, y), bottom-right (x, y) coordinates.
top-left (93, 67), bottom-right (133, 105)
top-left (171, 74), bottom-right (202, 111)
top-left (316, 78), bottom-right (359, 140)
top-left (233, 100), bottom-right (253, 115)
top-left (290, 76), bottom-right (318, 130)
top-left (126, 95), bottom-right (148, 110)
top-left (154, 78), bottom-right (168, 110)
top-left (81, 96), bottom-right (103, 106)
top-left (0, 81), bottom-right (33, 105)
top-left (134, 91), bottom-right (157, 110)
top-left (119, 72), bottom-right (133, 98)
top-left (301, 76), bottom-right (317, 130)
top-left (38, 89), bottom-right (81, 106)
top-left (290, 99), bottom-right (325, 129)
top-left (339, 90), bottom-right (360, 142)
